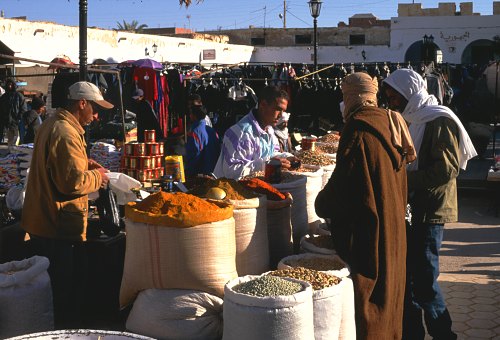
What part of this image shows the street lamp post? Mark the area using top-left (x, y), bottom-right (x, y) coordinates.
top-left (308, 0), bottom-right (322, 74)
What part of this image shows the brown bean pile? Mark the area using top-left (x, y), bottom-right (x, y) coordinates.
top-left (289, 166), bottom-right (318, 173)
top-left (319, 133), bottom-right (341, 144)
top-left (296, 150), bottom-right (335, 166)
top-left (316, 142), bottom-right (339, 154)
top-left (269, 267), bottom-right (341, 290)
top-left (305, 235), bottom-right (335, 249)
top-left (284, 257), bottom-right (345, 271)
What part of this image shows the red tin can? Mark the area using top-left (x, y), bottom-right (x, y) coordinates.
top-left (137, 156), bottom-right (152, 169)
top-left (158, 167), bottom-right (164, 177)
top-left (146, 142), bottom-right (159, 156)
top-left (128, 157), bottom-right (137, 169)
top-left (136, 169), bottom-right (153, 182)
top-left (158, 143), bottom-right (164, 155)
top-left (301, 136), bottom-right (317, 151)
top-left (265, 158), bottom-right (282, 184)
top-left (133, 143), bottom-right (146, 156)
top-left (156, 156), bottom-right (162, 168)
top-left (144, 130), bottom-right (156, 143)
top-left (124, 143), bottom-right (135, 156)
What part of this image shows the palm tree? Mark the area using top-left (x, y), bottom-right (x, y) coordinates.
top-left (179, 0), bottom-right (203, 7)
top-left (116, 20), bottom-right (148, 33)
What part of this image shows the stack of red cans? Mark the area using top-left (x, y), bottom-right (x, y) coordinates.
top-left (121, 130), bottom-right (164, 182)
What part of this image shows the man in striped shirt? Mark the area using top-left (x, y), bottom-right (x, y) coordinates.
top-left (214, 86), bottom-right (292, 179)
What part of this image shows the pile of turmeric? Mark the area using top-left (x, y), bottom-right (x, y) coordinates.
top-left (239, 178), bottom-right (287, 201)
top-left (192, 178), bottom-right (258, 200)
top-left (126, 191), bottom-right (233, 227)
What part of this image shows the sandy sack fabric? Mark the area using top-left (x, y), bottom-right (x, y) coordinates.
top-left (300, 234), bottom-right (336, 255)
top-left (272, 175), bottom-right (307, 249)
top-left (126, 289), bottom-right (223, 340)
top-left (290, 165), bottom-right (323, 228)
top-left (0, 256), bottom-right (54, 338)
top-left (267, 195), bottom-right (294, 269)
top-left (321, 163), bottom-right (336, 189)
top-left (230, 196), bottom-right (269, 276)
top-left (223, 275), bottom-right (315, 340)
top-left (120, 218), bottom-right (237, 308)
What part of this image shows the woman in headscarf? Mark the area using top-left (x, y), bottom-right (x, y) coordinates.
top-left (315, 72), bottom-right (415, 339)
top-left (383, 69), bottom-right (476, 340)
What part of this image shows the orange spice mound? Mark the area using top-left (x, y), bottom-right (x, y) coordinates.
top-left (193, 178), bottom-right (259, 200)
top-left (239, 178), bottom-right (286, 201)
top-left (126, 191), bottom-right (233, 227)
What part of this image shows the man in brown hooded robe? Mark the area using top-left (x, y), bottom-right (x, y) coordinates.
top-left (315, 72), bottom-right (416, 339)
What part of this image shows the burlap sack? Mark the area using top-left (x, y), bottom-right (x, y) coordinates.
top-left (272, 175), bottom-right (307, 251)
top-left (223, 275), bottom-right (314, 340)
top-left (267, 194), bottom-right (294, 269)
top-left (119, 218), bottom-right (237, 308)
top-left (230, 196), bottom-right (269, 276)
top-left (126, 289), bottom-right (223, 340)
top-left (290, 165), bottom-right (323, 230)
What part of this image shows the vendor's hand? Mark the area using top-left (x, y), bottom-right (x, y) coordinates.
top-left (97, 167), bottom-right (110, 188)
top-left (88, 159), bottom-right (104, 170)
top-left (273, 157), bottom-right (291, 170)
top-left (287, 156), bottom-right (301, 170)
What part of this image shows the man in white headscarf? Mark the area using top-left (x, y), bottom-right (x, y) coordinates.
top-left (383, 69), bottom-right (476, 340)
top-left (273, 111), bottom-right (292, 152)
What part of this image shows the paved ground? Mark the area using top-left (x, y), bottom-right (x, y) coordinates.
top-left (431, 189), bottom-right (500, 340)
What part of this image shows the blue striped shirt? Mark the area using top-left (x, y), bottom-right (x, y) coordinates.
top-left (213, 110), bottom-right (275, 179)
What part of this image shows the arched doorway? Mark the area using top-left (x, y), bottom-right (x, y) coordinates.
top-left (461, 39), bottom-right (494, 65)
top-left (404, 40), bottom-right (442, 64)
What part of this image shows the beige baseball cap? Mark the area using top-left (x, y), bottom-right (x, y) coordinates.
top-left (68, 81), bottom-right (114, 109)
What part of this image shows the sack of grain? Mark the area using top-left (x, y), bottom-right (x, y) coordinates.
top-left (289, 165), bottom-right (323, 231)
top-left (321, 163), bottom-right (336, 189)
top-left (300, 234), bottom-right (336, 255)
top-left (272, 175), bottom-right (307, 251)
top-left (278, 253), bottom-right (355, 340)
top-left (267, 194), bottom-right (294, 269)
top-left (126, 289), bottom-right (223, 340)
top-left (230, 196), bottom-right (269, 276)
top-left (120, 217), bottom-right (237, 308)
top-left (0, 256), bottom-right (54, 338)
top-left (223, 275), bottom-right (314, 340)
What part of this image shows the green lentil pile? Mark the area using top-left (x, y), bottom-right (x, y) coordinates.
top-left (269, 267), bottom-right (341, 290)
top-left (306, 235), bottom-right (335, 249)
top-left (233, 275), bottom-right (303, 297)
top-left (284, 257), bottom-right (345, 271)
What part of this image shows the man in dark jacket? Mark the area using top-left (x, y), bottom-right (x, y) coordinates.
top-left (383, 69), bottom-right (477, 340)
top-left (130, 88), bottom-right (163, 142)
top-left (0, 79), bottom-right (27, 150)
top-left (315, 72), bottom-right (415, 339)
top-left (23, 96), bottom-right (46, 144)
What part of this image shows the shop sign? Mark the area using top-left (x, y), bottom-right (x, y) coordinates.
top-left (203, 49), bottom-right (216, 60)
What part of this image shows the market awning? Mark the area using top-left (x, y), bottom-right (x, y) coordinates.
top-left (0, 40), bottom-right (19, 65)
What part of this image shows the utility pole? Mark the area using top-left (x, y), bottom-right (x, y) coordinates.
top-left (79, 0), bottom-right (87, 80)
top-left (283, 1), bottom-right (286, 29)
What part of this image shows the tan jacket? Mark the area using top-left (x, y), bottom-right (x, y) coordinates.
top-left (21, 108), bottom-right (102, 241)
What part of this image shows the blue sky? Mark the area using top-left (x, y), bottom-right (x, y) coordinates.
top-left (0, 0), bottom-right (493, 31)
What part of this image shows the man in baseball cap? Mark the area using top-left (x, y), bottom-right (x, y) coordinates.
top-left (68, 81), bottom-right (114, 109)
top-left (22, 81), bottom-right (112, 328)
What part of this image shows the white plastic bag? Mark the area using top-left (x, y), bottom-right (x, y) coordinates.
top-left (6, 185), bottom-right (25, 212)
